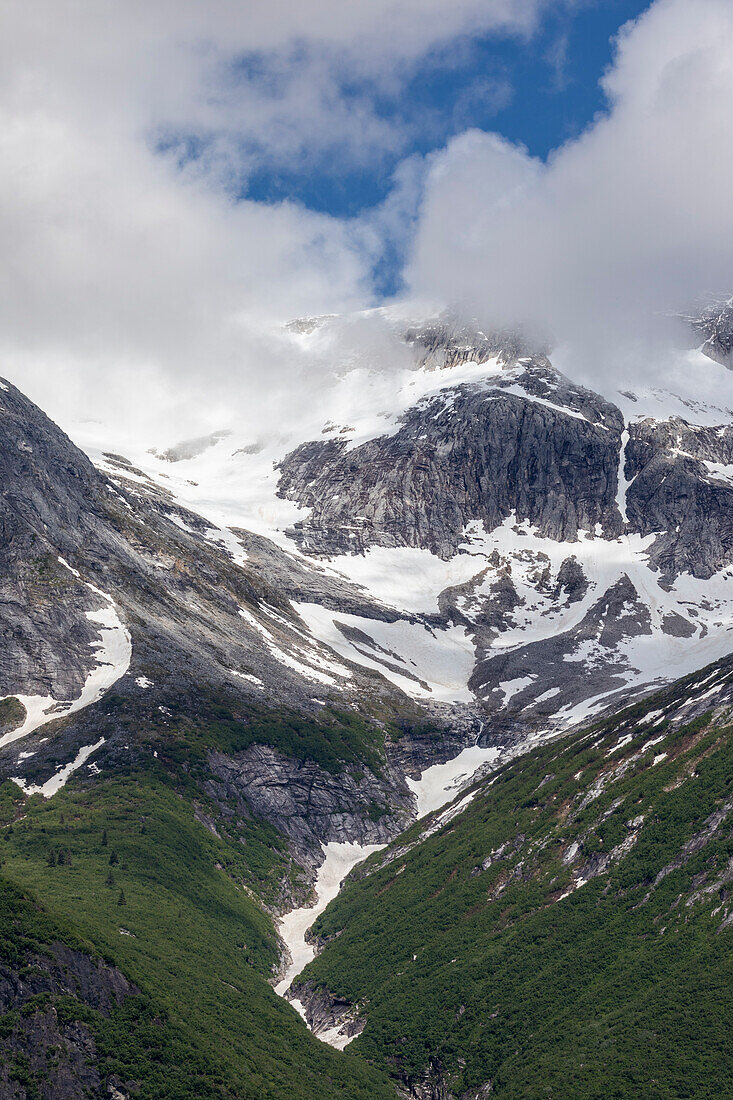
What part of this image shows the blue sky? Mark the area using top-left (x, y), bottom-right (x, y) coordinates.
top-left (244, 1), bottom-right (652, 220)
top-left (232, 0), bottom-right (653, 295)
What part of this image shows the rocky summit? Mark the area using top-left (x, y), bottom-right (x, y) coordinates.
top-left (0, 311), bottom-right (731, 1099)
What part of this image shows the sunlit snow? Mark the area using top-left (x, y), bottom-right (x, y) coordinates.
top-left (12, 738), bottom-right (106, 798)
top-left (295, 601), bottom-right (475, 703)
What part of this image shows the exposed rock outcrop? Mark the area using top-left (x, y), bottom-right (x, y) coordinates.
top-left (0, 940), bottom-right (137, 1099)
top-left (206, 743), bottom-right (414, 869)
top-left (278, 365), bottom-right (624, 559)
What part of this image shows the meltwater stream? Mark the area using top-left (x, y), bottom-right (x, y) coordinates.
top-left (275, 743), bottom-right (501, 1046)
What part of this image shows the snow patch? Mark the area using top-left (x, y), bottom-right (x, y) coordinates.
top-left (276, 734), bottom-right (505, 1045)
top-left (406, 743), bottom-right (502, 819)
top-left (499, 676), bottom-right (535, 703)
top-left (0, 570), bottom-right (131, 751)
top-left (229, 669), bottom-right (264, 687)
top-left (238, 605), bottom-right (351, 686)
top-left (616, 428), bottom-right (631, 524)
top-left (295, 602), bottom-right (475, 703)
top-left (534, 687), bottom-right (562, 704)
top-left (12, 738), bottom-right (105, 798)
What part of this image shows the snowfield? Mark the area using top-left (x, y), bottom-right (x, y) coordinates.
top-left (294, 601), bottom-right (475, 703)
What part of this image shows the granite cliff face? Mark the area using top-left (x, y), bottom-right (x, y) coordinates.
top-left (277, 351), bottom-right (733, 578)
top-left (277, 362), bottom-right (624, 559)
top-left (0, 381), bottom-right (126, 703)
top-left (206, 744), bottom-right (413, 872)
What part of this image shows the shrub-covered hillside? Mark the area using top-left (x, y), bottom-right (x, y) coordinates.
top-left (0, 765), bottom-right (395, 1099)
top-left (296, 658), bottom-right (733, 1099)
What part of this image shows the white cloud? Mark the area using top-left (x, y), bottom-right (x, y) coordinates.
top-left (0, 0), bottom-right (550, 438)
top-left (407, 0), bottom-right (733, 383)
top-left (3, 0), bottom-right (730, 447)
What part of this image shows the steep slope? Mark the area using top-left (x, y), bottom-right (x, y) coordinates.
top-left (292, 655), bottom-right (733, 1097)
top-left (0, 377), bottom-right (446, 875)
top-left (0, 775), bottom-right (396, 1100)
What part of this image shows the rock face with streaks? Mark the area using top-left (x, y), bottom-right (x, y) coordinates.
top-left (278, 362), bottom-right (625, 559)
top-left (206, 744), bottom-right (414, 870)
top-left (290, 980), bottom-right (366, 1045)
top-left (0, 382), bottom-right (124, 701)
top-left (402, 316), bottom-right (545, 369)
top-left (0, 938), bottom-right (137, 1099)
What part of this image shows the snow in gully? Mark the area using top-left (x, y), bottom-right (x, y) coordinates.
top-left (275, 741), bottom-right (502, 1044)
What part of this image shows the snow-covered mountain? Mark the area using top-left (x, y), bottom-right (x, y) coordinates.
top-left (2, 304), bottom-right (733, 869)
top-left (57, 307), bottom-right (733, 745)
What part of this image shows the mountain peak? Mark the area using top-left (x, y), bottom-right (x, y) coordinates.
top-left (688, 295), bottom-right (733, 369)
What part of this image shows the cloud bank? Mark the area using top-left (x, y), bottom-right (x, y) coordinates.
top-left (0, 0), bottom-right (550, 438)
top-left (408, 0), bottom-right (733, 381)
top-left (1, 0), bottom-right (732, 442)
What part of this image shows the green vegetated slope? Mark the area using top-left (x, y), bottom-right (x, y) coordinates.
top-left (301, 662), bottom-right (733, 1099)
top-left (85, 686), bottom-right (391, 781)
top-left (0, 761), bottom-right (395, 1099)
top-left (0, 871), bottom-right (230, 1098)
